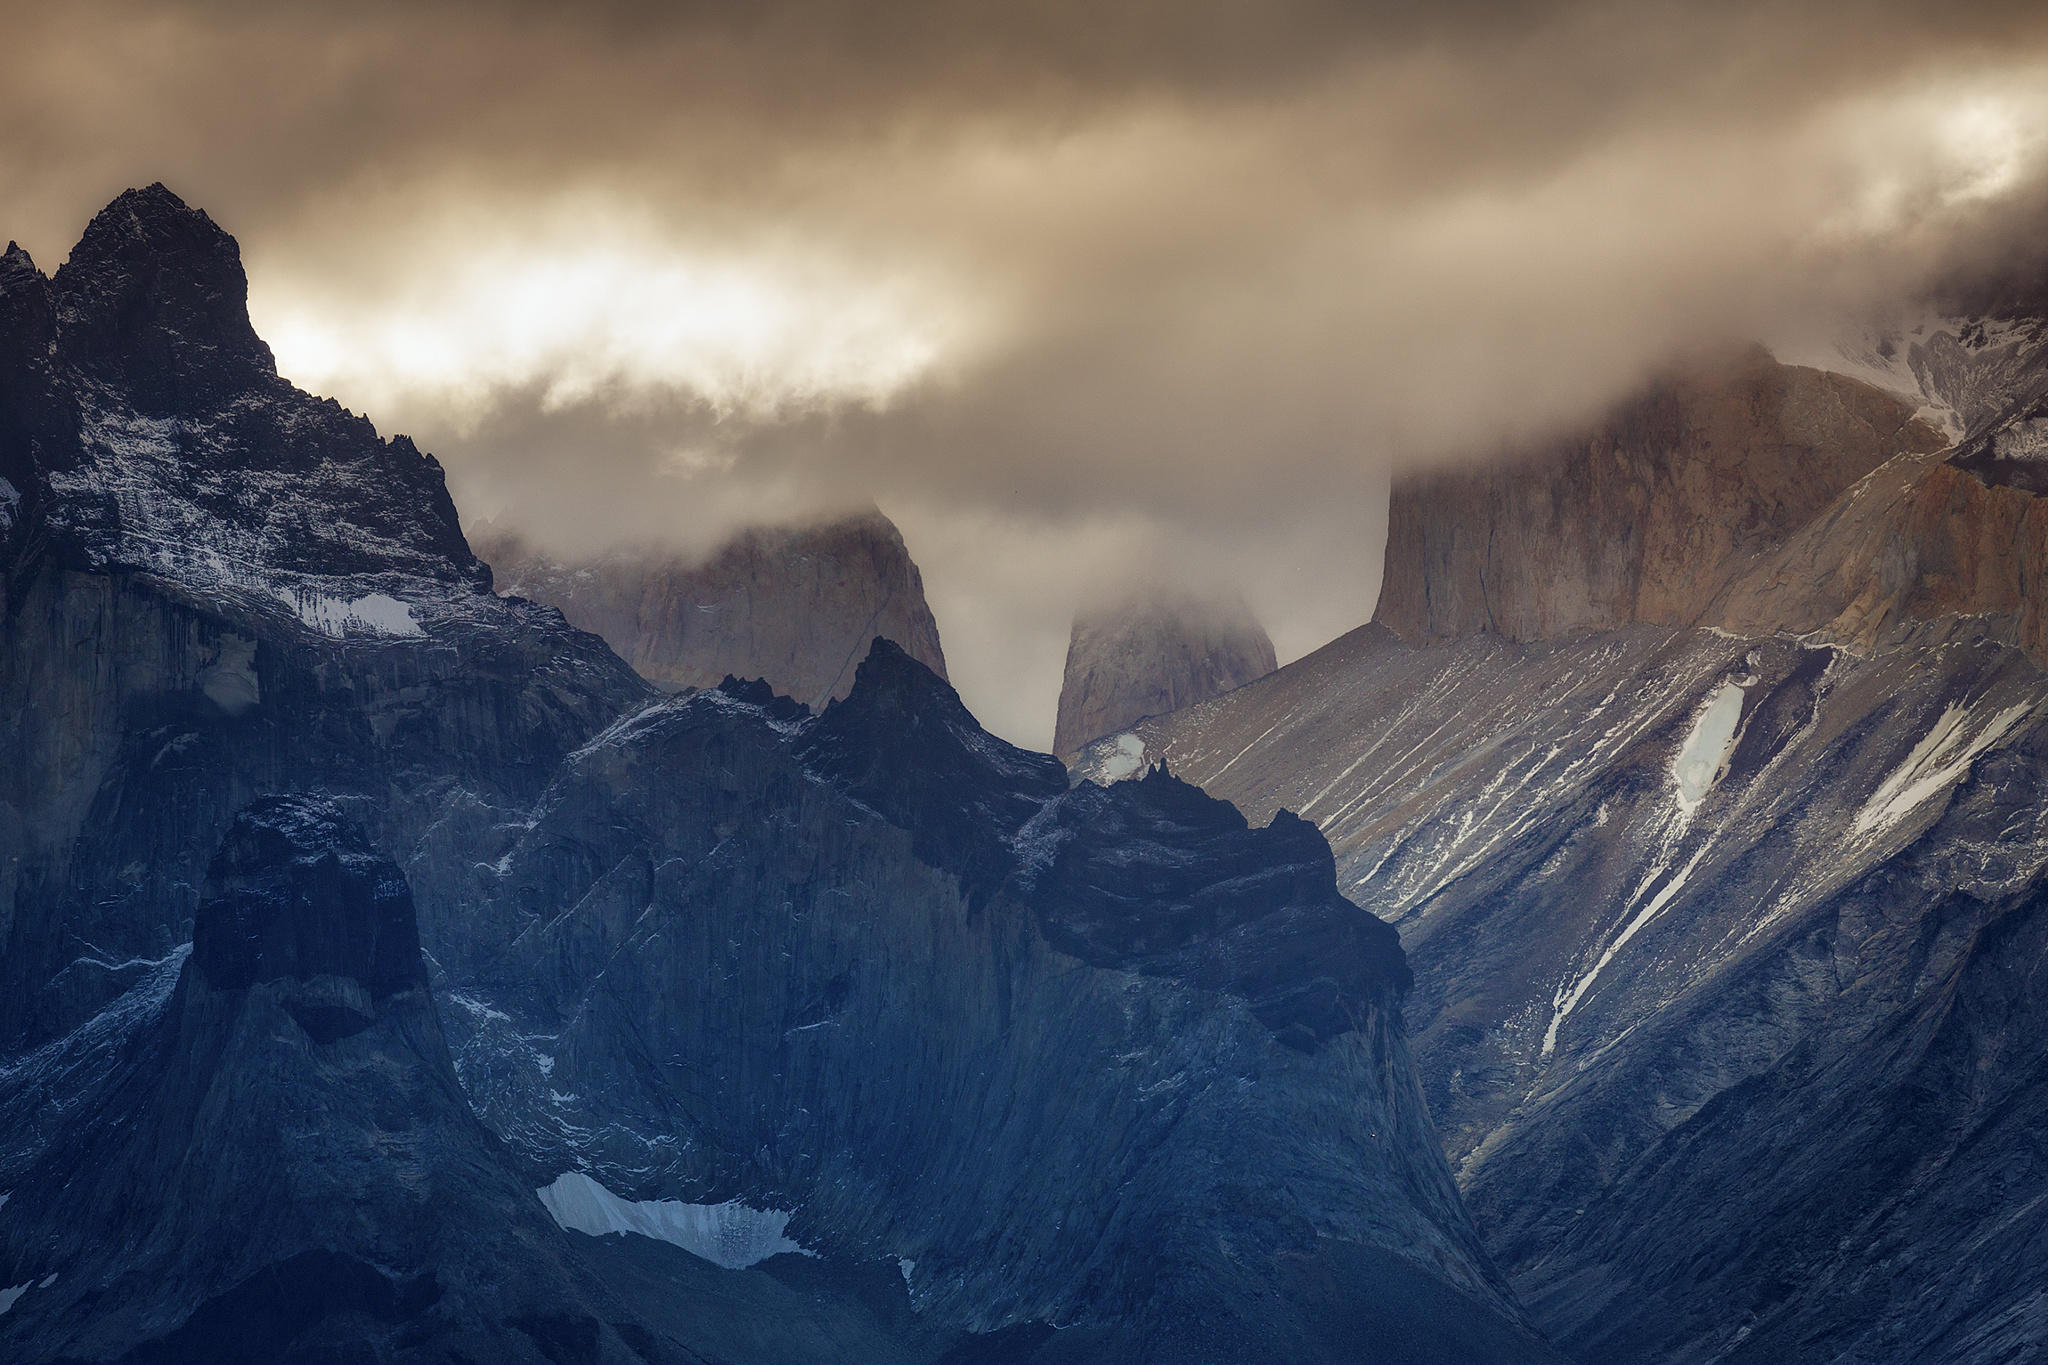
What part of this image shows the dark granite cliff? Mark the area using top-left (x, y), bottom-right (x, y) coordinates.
top-left (0, 186), bottom-right (651, 1055)
top-left (0, 188), bottom-right (1556, 1363)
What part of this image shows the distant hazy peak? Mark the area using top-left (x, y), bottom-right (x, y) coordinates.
top-left (473, 505), bottom-right (947, 708)
top-left (1054, 588), bottom-right (1276, 759)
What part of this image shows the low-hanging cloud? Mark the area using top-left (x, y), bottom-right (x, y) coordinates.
top-left (7, 0), bottom-right (2048, 744)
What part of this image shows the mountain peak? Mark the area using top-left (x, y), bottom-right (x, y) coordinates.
top-left (801, 638), bottom-right (1067, 905)
top-left (52, 182), bottom-right (275, 412)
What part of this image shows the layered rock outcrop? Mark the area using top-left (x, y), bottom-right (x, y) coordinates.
top-left (475, 509), bottom-right (947, 707)
top-left (1715, 448), bottom-right (2048, 664)
top-left (1053, 592), bottom-right (1275, 758)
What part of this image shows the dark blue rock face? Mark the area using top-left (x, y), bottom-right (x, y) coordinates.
top-left (1019, 767), bottom-right (1407, 1049)
top-left (52, 183), bottom-right (278, 416)
top-left (799, 637), bottom-right (1069, 907)
top-left (191, 796), bottom-right (426, 1008)
top-left (0, 189), bottom-right (1555, 1364)
top-left (0, 184), bottom-right (650, 1052)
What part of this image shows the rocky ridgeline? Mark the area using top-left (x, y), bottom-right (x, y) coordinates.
top-left (0, 188), bottom-right (1554, 1364)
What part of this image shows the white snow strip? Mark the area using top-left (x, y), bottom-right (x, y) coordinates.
top-left (1209, 716), bottom-right (1289, 782)
top-left (0, 1282), bottom-right (29, 1316)
top-left (1853, 703), bottom-right (2031, 838)
top-left (1543, 846), bottom-right (1710, 1058)
top-left (1673, 681), bottom-right (1746, 810)
top-left (537, 1171), bottom-right (813, 1269)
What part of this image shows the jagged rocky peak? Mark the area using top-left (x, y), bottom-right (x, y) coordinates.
top-left (464, 637), bottom-right (1555, 1361)
top-left (1053, 584), bottom-right (1277, 758)
top-left (801, 637), bottom-right (1067, 904)
top-left (1373, 346), bottom-right (1948, 645)
top-left (1, 183), bottom-right (509, 632)
top-left (1019, 765), bottom-right (1407, 1049)
top-left (53, 181), bottom-right (276, 411)
top-left (474, 504), bottom-right (947, 707)
top-left (0, 188), bottom-right (647, 1051)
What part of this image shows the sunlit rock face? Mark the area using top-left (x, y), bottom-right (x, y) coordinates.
top-left (1373, 347), bottom-right (1947, 645)
top-left (1053, 591), bottom-right (1276, 759)
top-left (0, 188), bottom-right (1559, 1365)
top-left (1720, 301), bottom-right (2048, 673)
top-left (474, 509), bottom-right (947, 708)
top-left (1080, 341), bottom-right (2048, 1363)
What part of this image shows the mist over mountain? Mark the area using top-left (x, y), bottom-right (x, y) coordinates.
top-left (0, 186), bottom-right (1558, 1365)
top-left (1053, 591), bottom-right (1276, 760)
top-left (11, 2), bottom-right (2048, 743)
top-left (473, 507), bottom-right (948, 708)
top-left (9, 2), bottom-right (2048, 1361)
top-left (1077, 330), bottom-right (2048, 1362)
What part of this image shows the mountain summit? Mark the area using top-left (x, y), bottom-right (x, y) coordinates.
top-left (0, 188), bottom-right (1554, 1364)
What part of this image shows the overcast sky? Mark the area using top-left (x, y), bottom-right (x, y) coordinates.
top-left (8, 0), bottom-right (2048, 744)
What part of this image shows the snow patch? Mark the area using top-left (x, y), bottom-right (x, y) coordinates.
top-left (278, 588), bottom-right (424, 639)
top-left (0, 476), bottom-right (18, 531)
top-left (537, 1172), bottom-right (812, 1269)
top-left (0, 1282), bottom-right (29, 1316)
top-left (1992, 417), bottom-right (2048, 463)
top-left (1854, 702), bottom-right (2031, 837)
top-left (897, 1257), bottom-right (916, 1285)
top-left (1673, 681), bottom-right (1746, 809)
top-left (1098, 732), bottom-right (1148, 783)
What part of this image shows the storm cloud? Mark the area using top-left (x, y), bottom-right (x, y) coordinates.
top-left (8, 0), bottom-right (2048, 743)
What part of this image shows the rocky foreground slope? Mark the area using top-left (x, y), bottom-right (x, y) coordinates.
top-left (0, 187), bottom-right (1556, 1362)
top-left (1052, 591), bottom-right (1275, 759)
top-left (473, 510), bottom-right (949, 706)
top-left (1080, 348), bottom-right (2048, 1362)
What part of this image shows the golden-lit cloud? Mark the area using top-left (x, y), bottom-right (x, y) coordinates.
top-left (8, 1), bottom-right (2048, 743)
top-left (252, 193), bottom-right (983, 428)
